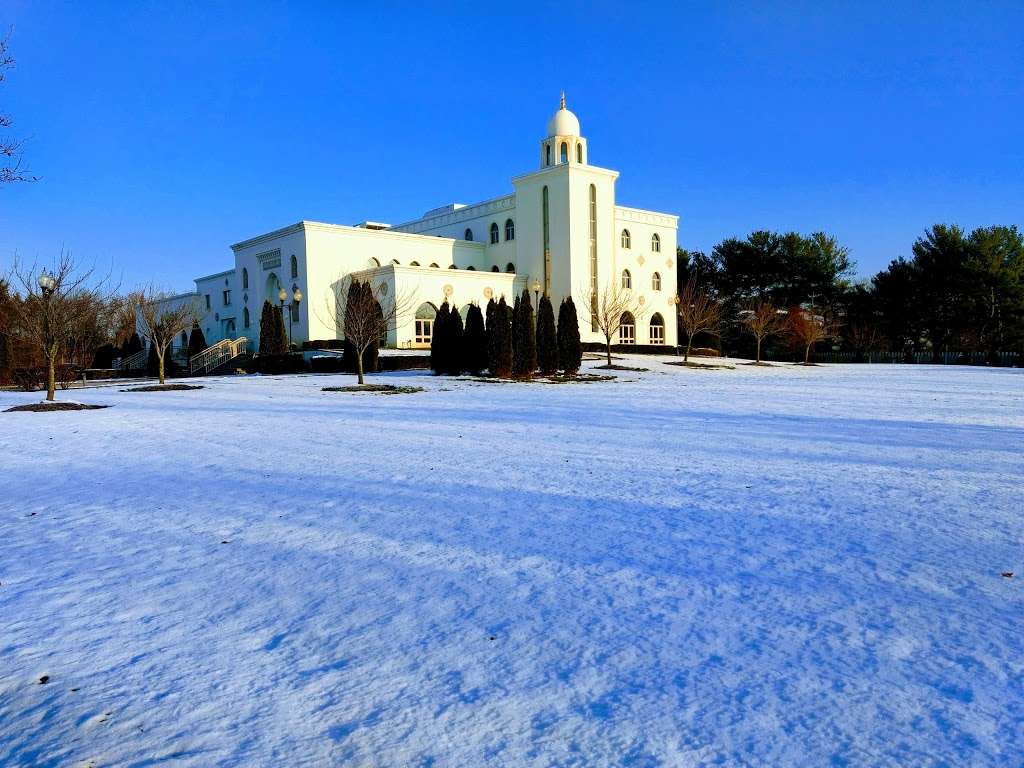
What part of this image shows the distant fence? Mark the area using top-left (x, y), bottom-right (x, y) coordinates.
top-left (812, 350), bottom-right (1023, 366)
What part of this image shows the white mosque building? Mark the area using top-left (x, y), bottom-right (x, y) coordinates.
top-left (176, 95), bottom-right (679, 353)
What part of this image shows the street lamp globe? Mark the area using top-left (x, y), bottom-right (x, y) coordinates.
top-left (38, 271), bottom-right (56, 294)
top-left (531, 278), bottom-right (541, 293)
top-left (278, 287), bottom-right (287, 303)
top-left (293, 287), bottom-right (303, 304)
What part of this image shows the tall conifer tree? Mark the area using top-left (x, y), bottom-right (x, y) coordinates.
top-left (485, 297), bottom-right (499, 375)
top-left (492, 296), bottom-right (513, 378)
top-left (512, 288), bottom-right (537, 378)
top-left (557, 297), bottom-right (583, 374)
top-left (464, 303), bottom-right (487, 375)
top-left (447, 305), bottom-right (464, 375)
top-left (431, 301), bottom-right (450, 374)
top-left (536, 294), bottom-right (558, 374)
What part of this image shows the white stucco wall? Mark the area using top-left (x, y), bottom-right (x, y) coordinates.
top-left (177, 101), bottom-right (681, 353)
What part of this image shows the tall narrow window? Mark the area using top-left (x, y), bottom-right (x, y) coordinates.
top-left (489, 222), bottom-right (499, 244)
top-left (505, 218), bottom-right (515, 241)
top-left (589, 184), bottom-right (598, 332)
top-left (651, 233), bottom-right (661, 253)
top-left (464, 228), bottom-right (473, 241)
top-left (290, 255), bottom-right (298, 278)
top-left (242, 268), bottom-right (248, 289)
top-left (620, 312), bottom-right (636, 344)
top-left (577, 143), bottom-right (583, 163)
top-left (542, 186), bottom-right (550, 294)
top-left (621, 229), bottom-right (631, 249)
top-left (244, 307), bottom-right (250, 329)
top-left (545, 144), bottom-right (551, 166)
top-left (560, 142), bottom-right (568, 164)
top-left (621, 269), bottom-right (632, 289)
top-left (649, 314), bottom-right (665, 344)
top-left (652, 272), bottom-right (662, 291)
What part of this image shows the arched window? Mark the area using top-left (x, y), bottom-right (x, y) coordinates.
top-left (415, 302), bottom-right (437, 347)
top-left (467, 266), bottom-right (476, 271)
top-left (391, 259), bottom-right (400, 265)
top-left (621, 269), bottom-right (632, 289)
top-left (244, 307), bottom-right (250, 329)
top-left (490, 222), bottom-right (499, 244)
top-left (620, 312), bottom-right (636, 344)
top-left (545, 144), bottom-right (551, 166)
top-left (560, 141), bottom-right (568, 163)
top-left (429, 263), bottom-right (439, 268)
top-left (652, 272), bottom-right (662, 291)
top-left (649, 313), bottom-right (665, 345)
top-left (505, 218), bottom-right (515, 241)
top-left (491, 265), bottom-right (500, 272)
top-left (242, 268), bottom-right (248, 290)
top-left (464, 228), bottom-right (473, 241)
top-left (577, 143), bottom-right (583, 163)
top-left (621, 229), bottom-right (631, 249)
top-left (651, 233), bottom-right (661, 253)
top-left (410, 261), bottom-right (420, 267)
top-left (448, 264), bottom-right (457, 269)
top-left (181, 331), bottom-right (188, 346)
top-left (368, 257), bottom-right (380, 268)
top-left (505, 262), bottom-right (515, 273)
top-left (290, 255), bottom-right (298, 278)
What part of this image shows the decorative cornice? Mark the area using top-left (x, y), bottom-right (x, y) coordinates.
top-left (614, 205), bottom-right (678, 227)
top-left (391, 195), bottom-right (516, 232)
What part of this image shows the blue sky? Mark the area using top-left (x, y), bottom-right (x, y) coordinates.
top-left (1, 1), bottom-right (1021, 291)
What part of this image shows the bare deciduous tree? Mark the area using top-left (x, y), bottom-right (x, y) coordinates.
top-left (578, 278), bottom-right (646, 366)
top-left (677, 277), bottom-right (721, 362)
top-left (11, 253), bottom-right (111, 400)
top-left (319, 276), bottom-right (415, 385)
top-left (786, 306), bottom-right (839, 365)
top-left (1, 30), bottom-right (37, 185)
top-left (137, 287), bottom-right (200, 384)
top-left (847, 322), bottom-right (882, 361)
top-left (740, 300), bottom-right (784, 364)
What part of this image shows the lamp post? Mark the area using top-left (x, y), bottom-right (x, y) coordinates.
top-left (292, 286), bottom-right (303, 348)
top-left (38, 270), bottom-right (56, 401)
top-left (278, 286), bottom-right (291, 349)
top-left (532, 278), bottom-right (541, 312)
top-left (673, 293), bottom-right (681, 357)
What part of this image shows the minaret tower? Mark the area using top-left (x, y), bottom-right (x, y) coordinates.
top-left (539, 92), bottom-right (588, 168)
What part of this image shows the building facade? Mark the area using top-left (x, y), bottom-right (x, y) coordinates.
top-left (175, 96), bottom-right (679, 354)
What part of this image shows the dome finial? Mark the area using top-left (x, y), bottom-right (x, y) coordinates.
top-left (560, 90), bottom-right (566, 110)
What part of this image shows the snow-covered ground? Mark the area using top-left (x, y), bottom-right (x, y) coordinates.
top-left (1, 357), bottom-right (1022, 767)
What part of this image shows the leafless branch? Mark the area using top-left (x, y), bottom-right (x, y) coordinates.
top-left (677, 277), bottom-right (721, 362)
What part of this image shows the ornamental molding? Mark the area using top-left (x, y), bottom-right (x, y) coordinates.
top-left (257, 249), bottom-right (282, 271)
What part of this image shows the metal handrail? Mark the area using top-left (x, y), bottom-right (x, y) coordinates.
top-left (189, 337), bottom-right (248, 376)
top-left (115, 348), bottom-right (148, 370)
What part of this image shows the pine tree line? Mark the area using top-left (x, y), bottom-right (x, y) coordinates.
top-left (431, 289), bottom-right (580, 378)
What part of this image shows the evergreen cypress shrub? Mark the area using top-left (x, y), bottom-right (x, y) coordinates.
top-left (91, 343), bottom-right (115, 369)
top-left (512, 288), bottom-right (537, 378)
top-left (186, 322), bottom-right (208, 359)
top-left (536, 294), bottom-right (558, 374)
top-left (557, 297), bottom-right (583, 374)
top-left (447, 306), bottom-right (464, 375)
top-left (463, 303), bottom-right (487, 375)
top-left (493, 296), bottom-right (513, 378)
top-left (259, 301), bottom-right (277, 355)
top-left (485, 297), bottom-right (499, 375)
top-left (430, 302), bottom-right (450, 374)
top-left (122, 332), bottom-right (143, 358)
